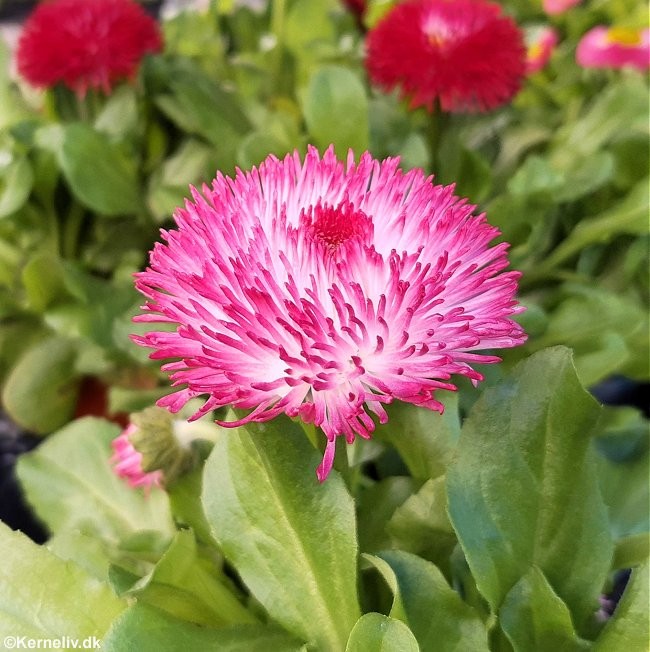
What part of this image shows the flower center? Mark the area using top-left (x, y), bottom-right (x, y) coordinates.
top-left (606, 27), bottom-right (642, 47)
top-left (303, 200), bottom-right (372, 249)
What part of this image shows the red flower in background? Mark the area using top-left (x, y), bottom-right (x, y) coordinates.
top-left (365, 0), bottom-right (526, 113)
top-left (17, 0), bottom-right (162, 96)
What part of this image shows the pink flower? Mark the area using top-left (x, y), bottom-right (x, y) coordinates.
top-left (365, 0), bottom-right (526, 113)
top-left (16, 0), bottom-right (162, 96)
top-left (526, 26), bottom-right (559, 73)
top-left (134, 147), bottom-right (526, 481)
top-left (576, 26), bottom-right (650, 71)
top-left (542, 0), bottom-right (581, 16)
top-left (111, 424), bottom-right (164, 491)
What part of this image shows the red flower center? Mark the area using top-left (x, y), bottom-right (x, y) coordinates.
top-left (303, 201), bottom-right (372, 249)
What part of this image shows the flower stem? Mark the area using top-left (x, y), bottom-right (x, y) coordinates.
top-left (62, 202), bottom-right (85, 260)
top-left (270, 0), bottom-right (288, 91)
top-left (426, 101), bottom-right (449, 179)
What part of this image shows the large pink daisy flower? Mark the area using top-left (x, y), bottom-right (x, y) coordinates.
top-left (365, 0), bottom-right (526, 113)
top-left (134, 147), bottom-right (526, 480)
top-left (16, 0), bottom-right (162, 96)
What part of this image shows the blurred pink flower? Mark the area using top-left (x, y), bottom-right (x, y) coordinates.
top-left (111, 424), bottom-right (164, 491)
top-left (576, 26), bottom-right (650, 70)
top-left (134, 147), bottom-right (526, 481)
top-left (542, 0), bottom-right (581, 16)
top-left (526, 26), bottom-right (559, 73)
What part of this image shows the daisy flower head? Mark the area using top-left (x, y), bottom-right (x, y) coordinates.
top-left (576, 26), bottom-right (650, 71)
top-left (365, 0), bottom-right (527, 113)
top-left (16, 0), bottom-right (162, 96)
top-left (134, 147), bottom-right (526, 481)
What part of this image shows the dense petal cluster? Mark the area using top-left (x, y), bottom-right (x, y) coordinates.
top-left (365, 0), bottom-right (526, 113)
top-left (134, 147), bottom-right (526, 480)
top-left (576, 26), bottom-right (650, 71)
top-left (16, 0), bottom-right (162, 96)
top-left (526, 26), bottom-right (559, 74)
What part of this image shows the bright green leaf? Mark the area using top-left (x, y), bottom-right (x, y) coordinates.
top-left (125, 530), bottom-right (255, 627)
top-left (366, 551), bottom-right (489, 652)
top-left (447, 347), bottom-right (612, 630)
top-left (103, 603), bottom-right (306, 652)
top-left (202, 415), bottom-right (360, 651)
top-left (0, 155), bottom-right (33, 218)
top-left (2, 336), bottom-right (79, 434)
top-left (593, 562), bottom-right (649, 651)
top-left (302, 66), bottom-right (369, 155)
top-left (500, 567), bottom-right (591, 652)
top-left (0, 521), bottom-right (125, 640)
top-left (59, 123), bottom-right (142, 215)
top-left (345, 613), bottom-right (420, 652)
top-left (16, 417), bottom-right (174, 539)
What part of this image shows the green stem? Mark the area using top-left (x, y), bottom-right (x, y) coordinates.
top-left (62, 202), bottom-right (85, 260)
top-left (426, 102), bottom-right (448, 178)
top-left (270, 0), bottom-right (288, 91)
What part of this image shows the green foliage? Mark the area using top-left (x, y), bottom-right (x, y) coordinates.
top-left (0, 0), bottom-right (648, 649)
top-left (202, 414), bottom-right (361, 650)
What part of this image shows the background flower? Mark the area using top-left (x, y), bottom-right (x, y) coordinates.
top-left (365, 0), bottom-right (526, 112)
top-left (542, 0), bottom-right (581, 16)
top-left (111, 424), bottom-right (164, 490)
top-left (526, 26), bottom-right (559, 73)
top-left (16, 0), bottom-right (162, 96)
top-left (576, 26), bottom-right (650, 71)
top-left (134, 147), bottom-right (526, 480)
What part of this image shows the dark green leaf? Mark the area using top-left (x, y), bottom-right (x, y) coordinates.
top-left (366, 550), bottom-right (489, 651)
top-left (377, 392), bottom-right (460, 481)
top-left (499, 567), bottom-right (591, 652)
top-left (447, 347), bottom-right (612, 630)
top-left (202, 415), bottom-right (360, 650)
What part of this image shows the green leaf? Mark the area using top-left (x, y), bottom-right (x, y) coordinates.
top-left (345, 613), bottom-right (420, 652)
top-left (499, 567), bottom-right (591, 652)
top-left (124, 530), bottom-right (255, 627)
top-left (366, 551), bottom-right (489, 652)
top-left (0, 154), bottom-right (33, 218)
top-left (2, 336), bottom-right (79, 434)
top-left (302, 65), bottom-right (369, 155)
top-left (202, 415), bottom-right (360, 651)
top-left (386, 477), bottom-right (456, 568)
top-left (534, 180), bottom-right (650, 274)
top-left (447, 347), bottom-right (612, 630)
top-left (357, 477), bottom-right (417, 554)
top-left (58, 123), bottom-right (142, 215)
top-left (593, 562), bottom-right (649, 651)
top-left (21, 251), bottom-right (67, 312)
top-left (555, 152), bottom-right (615, 203)
top-left (103, 603), bottom-right (306, 652)
top-left (0, 521), bottom-right (125, 639)
top-left (94, 85), bottom-right (139, 138)
top-left (16, 417), bottom-right (174, 539)
top-left (377, 392), bottom-right (460, 481)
